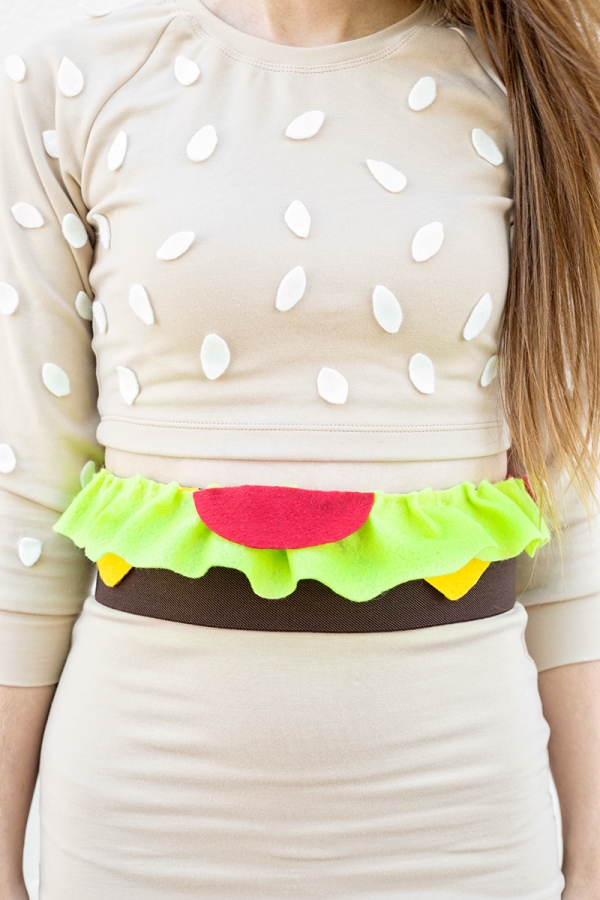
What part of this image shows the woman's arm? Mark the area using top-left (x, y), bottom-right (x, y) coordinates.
top-left (538, 661), bottom-right (600, 897)
top-left (0, 684), bottom-right (55, 899)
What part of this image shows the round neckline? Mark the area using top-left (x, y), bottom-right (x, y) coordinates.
top-left (173, 0), bottom-right (443, 70)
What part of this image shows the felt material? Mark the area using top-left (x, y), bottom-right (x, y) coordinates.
top-left (411, 221), bottom-right (444, 262)
top-left (192, 485), bottom-right (376, 549)
top-left (472, 128), bottom-right (504, 166)
top-left (187, 125), bottom-right (218, 162)
top-left (408, 75), bottom-right (436, 111)
top-left (5, 55), bottom-right (27, 83)
top-left (284, 200), bottom-right (310, 238)
top-left (107, 131), bottom-right (127, 171)
top-left (317, 367), bottom-right (348, 404)
top-left (372, 285), bottom-right (402, 333)
top-left (463, 293), bottom-right (493, 340)
top-left (366, 159), bottom-right (407, 193)
top-left (156, 231), bottom-right (195, 261)
top-left (42, 362), bottom-right (70, 397)
top-left (57, 57), bottom-right (84, 98)
top-left (97, 552), bottom-right (132, 587)
top-left (425, 558), bottom-right (490, 600)
top-left (174, 55), bottom-right (200, 86)
top-left (408, 353), bottom-right (435, 394)
top-left (52, 470), bottom-right (550, 602)
top-left (285, 110), bottom-right (325, 140)
top-left (481, 354), bottom-right (499, 387)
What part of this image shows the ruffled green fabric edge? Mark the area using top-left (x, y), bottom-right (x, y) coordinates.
top-left (53, 469), bottom-right (550, 601)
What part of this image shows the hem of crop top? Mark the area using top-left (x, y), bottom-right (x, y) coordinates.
top-left (96, 417), bottom-right (511, 462)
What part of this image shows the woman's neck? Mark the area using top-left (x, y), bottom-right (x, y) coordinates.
top-left (198, 0), bottom-right (423, 45)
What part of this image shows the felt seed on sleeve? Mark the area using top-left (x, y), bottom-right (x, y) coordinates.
top-left (200, 334), bottom-right (230, 380)
top-left (75, 290), bottom-right (93, 320)
top-left (175, 56), bottom-right (200, 85)
top-left (57, 57), bottom-right (84, 97)
top-left (408, 76), bottom-right (436, 111)
top-left (156, 231), bottom-right (195, 260)
top-left (18, 537), bottom-right (42, 567)
top-left (92, 214), bottom-right (111, 249)
top-left (463, 293), bottom-right (493, 340)
top-left (0, 282), bottom-right (19, 315)
top-left (471, 128), bottom-right (503, 166)
top-left (372, 285), bottom-right (402, 333)
top-left (117, 365), bottom-right (139, 404)
top-left (42, 362), bottom-right (70, 397)
top-left (62, 213), bottom-right (88, 249)
top-left (129, 284), bottom-right (155, 324)
top-left (285, 110), bottom-right (325, 140)
top-left (0, 443), bottom-right (17, 474)
top-left (187, 125), bottom-right (218, 162)
top-left (80, 459), bottom-right (97, 489)
top-left (11, 203), bottom-right (43, 228)
top-left (366, 159), bottom-right (407, 193)
top-left (480, 354), bottom-right (499, 387)
top-left (42, 130), bottom-right (59, 158)
top-left (92, 300), bottom-right (107, 334)
top-left (284, 201), bottom-right (310, 238)
top-left (193, 484), bottom-right (375, 549)
top-left (412, 221), bottom-right (444, 262)
top-left (317, 367), bottom-right (348, 404)
top-left (5, 54), bottom-right (26, 82)
top-left (409, 353), bottom-right (435, 394)
top-left (107, 131), bottom-right (127, 171)
top-left (276, 266), bottom-right (306, 311)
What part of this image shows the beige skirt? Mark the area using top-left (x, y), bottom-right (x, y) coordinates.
top-left (39, 594), bottom-right (564, 899)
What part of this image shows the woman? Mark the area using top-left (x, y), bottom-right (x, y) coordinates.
top-left (1, 0), bottom-right (600, 896)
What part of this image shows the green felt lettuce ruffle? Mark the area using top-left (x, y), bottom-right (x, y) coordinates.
top-left (53, 469), bottom-right (550, 601)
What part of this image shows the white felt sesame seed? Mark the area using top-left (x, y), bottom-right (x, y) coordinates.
top-left (42, 130), bottom-right (59, 158)
top-left (372, 285), bottom-right (402, 333)
top-left (276, 266), bottom-right (306, 312)
top-left (480, 354), bottom-right (499, 386)
top-left (92, 300), bottom-right (107, 334)
top-left (284, 201), bottom-right (310, 238)
top-left (285, 110), bottom-right (325, 140)
top-left (42, 362), bottom-right (70, 397)
top-left (79, 459), bottom-right (97, 488)
top-left (107, 131), bottom-right (127, 171)
top-left (57, 57), bottom-right (84, 97)
top-left (412, 221), bottom-right (444, 262)
top-left (62, 213), bottom-right (88, 249)
top-left (200, 334), bottom-right (230, 380)
top-left (18, 537), bottom-right (42, 567)
top-left (11, 203), bottom-right (43, 229)
top-left (75, 290), bottom-right (93, 320)
top-left (117, 365), bottom-right (139, 404)
top-left (5, 55), bottom-right (26, 82)
top-left (187, 125), bottom-right (218, 162)
top-left (463, 293), bottom-right (493, 340)
top-left (317, 367), bottom-right (348, 404)
top-left (156, 231), bottom-right (195, 260)
top-left (129, 284), bottom-right (155, 324)
top-left (0, 444), bottom-right (17, 474)
top-left (92, 214), bottom-right (111, 249)
top-left (472, 129), bottom-right (503, 166)
top-left (366, 159), bottom-right (407, 193)
top-left (408, 76), bottom-right (436, 111)
top-left (409, 353), bottom-right (435, 394)
top-left (0, 283), bottom-right (19, 316)
top-left (175, 56), bottom-right (200, 86)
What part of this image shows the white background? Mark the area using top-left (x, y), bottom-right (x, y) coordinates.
top-left (0, 1), bottom-right (563, 896)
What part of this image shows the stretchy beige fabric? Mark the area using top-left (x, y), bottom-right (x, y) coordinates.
top-left (1, 0), bottom-right (599, 685)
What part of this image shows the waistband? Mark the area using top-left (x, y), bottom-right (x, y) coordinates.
top-left (95, 558), bottom-right (518, 632)
top-left (53, 469), bottom-right (548, 602)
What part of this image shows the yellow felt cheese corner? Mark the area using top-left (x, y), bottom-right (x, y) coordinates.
top-left (97, 552), bottom-right (133, 587)
top-left (425, 559), bottom-right (490, 601)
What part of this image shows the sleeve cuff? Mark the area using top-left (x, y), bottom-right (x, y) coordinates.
top-left (523, 594), bottom-right (600, 673)
top-left (0, 608), bottom-right (81, 686)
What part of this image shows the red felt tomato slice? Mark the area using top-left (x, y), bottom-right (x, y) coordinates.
top-left (193, 485), bottom-right (375, 549)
